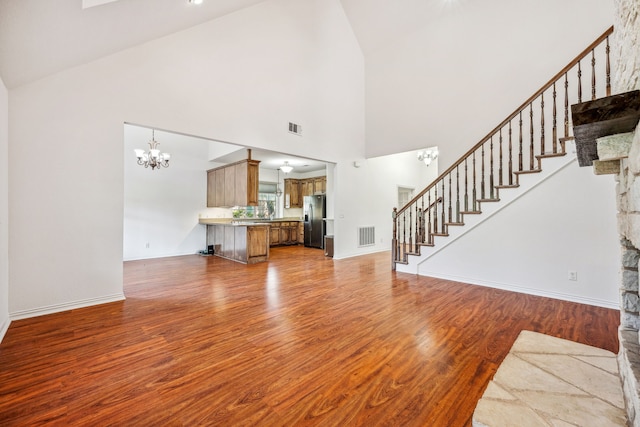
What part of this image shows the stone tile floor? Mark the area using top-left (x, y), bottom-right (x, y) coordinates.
top-left (473, 330), bottom-right (627, 427)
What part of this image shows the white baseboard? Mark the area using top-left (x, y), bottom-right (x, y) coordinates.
top-left (123, 251), bottom-right (199, 262)
top-left (0, 316), bottom-right (10, 343)
top-left (413, 271), bottom-right (618, 310)
top-left (10, 293), bottom-right (126, 321)
top-left (332, 247), bottom-right (390, 260)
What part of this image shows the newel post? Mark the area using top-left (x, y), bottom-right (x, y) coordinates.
top-left (392, 208), bottom-right (397, 270)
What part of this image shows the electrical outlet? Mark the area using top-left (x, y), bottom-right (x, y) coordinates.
top-left (568, 271), bottom-right (578, 281)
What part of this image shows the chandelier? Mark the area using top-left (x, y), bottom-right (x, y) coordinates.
top-left (134, 129), bottom-right (171, 170)
top-left (280, 161), bottom-right (293, 174)
top-left (417, 148), bottom-right (438, 166)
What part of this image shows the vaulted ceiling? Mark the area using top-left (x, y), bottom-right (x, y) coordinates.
top-left (0, 0), bottom-right (449, 89)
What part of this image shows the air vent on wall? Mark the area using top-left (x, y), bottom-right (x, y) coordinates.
top-left (358, 226), bottom-right (375, 247)
top-left (288, 122), bottom-right (302, 135)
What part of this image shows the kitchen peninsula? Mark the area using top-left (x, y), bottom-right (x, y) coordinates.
top-left (199, 218), bottom-right (303, 264)
top-left (199, 219), bottom-right (270, 264)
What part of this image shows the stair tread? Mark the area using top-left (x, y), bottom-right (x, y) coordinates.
top-left (460, 210), bottom-right (482, 215)
top-left (477, 198), bottom-right (500, 203)
top-left (537, 152), bottom-right (566, 159)
top-left (445, 222), bottom-right (465, 226)
top-left (514, 169), bottom-right (541, 175)
top-left (432, 233), bottom-right (449, 237)
top-left (495, 184), bottom-right (519, 189)
top-left (417, 242), bottom-right (435, 247)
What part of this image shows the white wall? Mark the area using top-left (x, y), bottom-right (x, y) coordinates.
top-left (333, 149), bottom-right (439, 258)
top-left (8, 0), bottom-right (365, 317)
top-left (124, 125), bottom-right (221, 260)
top-left (418, 158), bottom-right (620, 308)
top-left (364, 0), bottom-right (615, 170)
top-left (0, 75), bottom-right (9, 339)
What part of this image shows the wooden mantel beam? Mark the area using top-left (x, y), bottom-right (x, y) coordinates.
top-left (571, 90), bottom-right (640, 167)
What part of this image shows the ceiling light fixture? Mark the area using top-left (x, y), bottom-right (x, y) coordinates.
top-left (417, 148), bottom-right (438, 166)
top-left (280, 161), bottom-right (293, 174)
top-left (134, 129), bottom-right (171, 170)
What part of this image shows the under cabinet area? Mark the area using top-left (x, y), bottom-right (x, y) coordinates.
top-left (207, 159), bottom-right (260, 208)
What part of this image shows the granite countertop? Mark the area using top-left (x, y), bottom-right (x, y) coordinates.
top-left (199, 218), bottom-right (302, 226)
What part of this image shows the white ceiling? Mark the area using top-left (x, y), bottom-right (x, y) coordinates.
top-left (0, 0), bottom-right (455, 89)
top-left (0, 0), bottom-right (269, 88)
top-left (0, 0), bottom-right (450, 170)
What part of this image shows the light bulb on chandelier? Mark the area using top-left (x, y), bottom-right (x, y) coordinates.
top-left (134, 129), bottom-right (171, 170)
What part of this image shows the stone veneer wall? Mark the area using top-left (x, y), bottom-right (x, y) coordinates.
top-left (613, 0), bottom-right (640, 425)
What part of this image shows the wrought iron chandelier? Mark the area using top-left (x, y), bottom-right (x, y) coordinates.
top-left (134, 129), bottom-right (171, 170)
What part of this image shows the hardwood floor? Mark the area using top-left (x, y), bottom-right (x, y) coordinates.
top-left (0, 247), bottom-right (619, 426)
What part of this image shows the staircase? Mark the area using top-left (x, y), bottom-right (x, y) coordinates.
top-left (392, 26), bottom-right (614, 272)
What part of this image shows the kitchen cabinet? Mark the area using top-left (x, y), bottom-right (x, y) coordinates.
top-left (215, 168), bottom-right (225, 207)
top-left (301, 179), bottom-right (314, 198)
top-left (204, 222), bottom-right (269, 264)
top-left (313, 176), bottom-right (326, 194)
top-left (267, 220), bottom-right (302, 247)
top-left (269, 224), bottom-right (280, 246)
top-left (247, 227), bottom-right (269, 261)
top-left (298, 222), bottom-right (304, 244)
top-left (284, 179), bottom-right (301, 208)
top-left (206, 159), bottom-right (260, 207)
top-left (206, 170), bottom-right (216, 207)
top-left (279, 224), bottom-right (291, 245)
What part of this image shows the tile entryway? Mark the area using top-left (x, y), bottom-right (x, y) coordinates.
top-left (473, 330), bottom-right (626, 426)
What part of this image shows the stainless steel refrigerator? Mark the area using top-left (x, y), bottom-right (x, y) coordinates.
top-left (303, 195), bottom-right (326, 249)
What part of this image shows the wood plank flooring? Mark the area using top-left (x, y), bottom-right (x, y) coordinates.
top-left (0, 247), bottom-right (620, 426)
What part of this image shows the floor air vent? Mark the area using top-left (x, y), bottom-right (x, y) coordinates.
top-left (358, 226), bottom-right (375, 247)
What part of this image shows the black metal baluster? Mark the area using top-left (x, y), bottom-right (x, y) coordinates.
top-left (529, 103), bottom-right (534, 170)
top-left (591, 49), bottom-right (596, 100)
top-left (481, 143), bottom-right (486, 199)
top-left (508, 121), bottom-right (513, 185)
top-left (489, 136), bottom-right (495, 199)
top-left (540, 92), bottom-right (545, 155)
top-left (519, 111), bottom-right (524, 171)
top-left (499, 129), bottom-right (503, 187)
top-left (464, 158), bottom-right (469, 211)
top-left (552, 82), bottom-right (558, 154)
top-left (455, 165), bottom-right (460, 223)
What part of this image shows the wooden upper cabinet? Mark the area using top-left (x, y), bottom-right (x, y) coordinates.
top-left (206, 159), bottom-right (260, 207)
top-left (215, 168), bottom-right (225, 207)
top-left (301, 179), bottom-right (314, 197)
top-left (246, 160), bottom-right (259, 206)
top-left (313, 176), bottom-right (326, 194)
top-left (224, 164), bottom-right (236, 206)
top-left (235, 162), bottom-right (247, 207)
top-left (206, 170), bottom-right (216, 207)
top-left (284, 178), bottom-right (301, 208)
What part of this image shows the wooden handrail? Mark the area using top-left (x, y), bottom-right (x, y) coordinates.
top-left (396, 26), bottom-right (613, 217)
top-left (392, 25), bottom-right (614, 268)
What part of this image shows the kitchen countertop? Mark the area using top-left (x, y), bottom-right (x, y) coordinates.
top-left (199, 218), bottom-right (302, 226)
